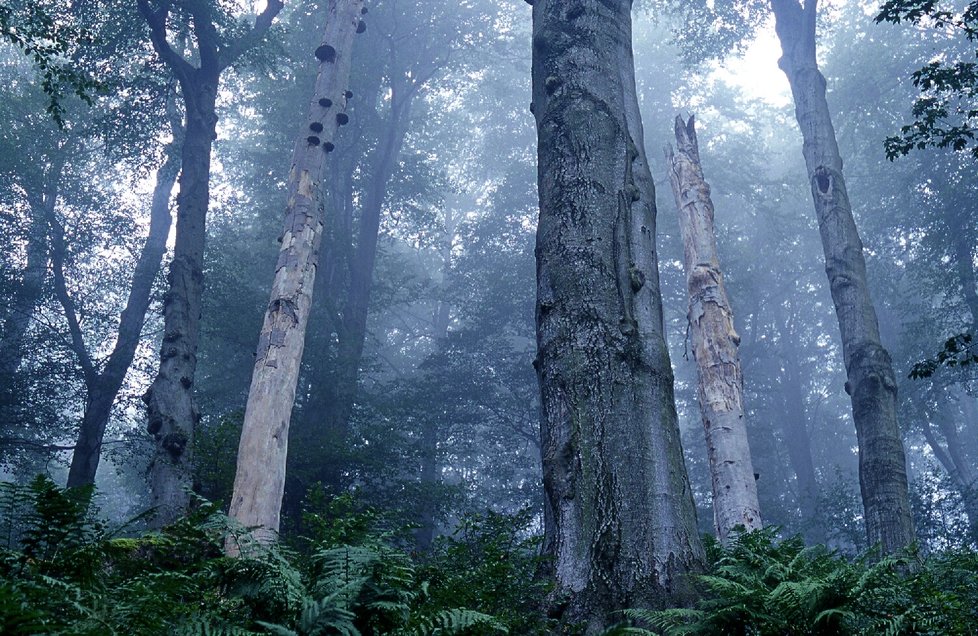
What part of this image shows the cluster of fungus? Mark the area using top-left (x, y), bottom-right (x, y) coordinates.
top-left (306, 6), bottom-right (370, 152)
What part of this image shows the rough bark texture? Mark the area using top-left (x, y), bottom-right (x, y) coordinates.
top-left (771, 0), bottom-right (914, 553)
top-left (64, 127), bottom-right (181, 488)
top-left (228, 0), bottom-right (364, 548)
top-left (666, 115), bottom-right (762, 543)
top-left (138, 0), bottom-right (283, 526)
top-left (532, 1), bottom-right (704, 630)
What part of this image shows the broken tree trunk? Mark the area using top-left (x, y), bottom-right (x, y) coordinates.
top-left (666, 115), bottom-right (762, 543)
top-left (228, 0), bottom-right (365, 549)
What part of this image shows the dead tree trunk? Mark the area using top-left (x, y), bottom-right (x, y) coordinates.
top-left (227, 0), bottom-right (365, 548)
top-left (532, 1), bottom-right (704, 630)
top-left (666, 115), bottom-right (762, 543)
top-left (137, 0), bottom-right (283, 526)
top-left (771, 0), bottom-right (914, 553)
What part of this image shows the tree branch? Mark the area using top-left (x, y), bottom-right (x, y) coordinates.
top-left (218, 0), bottom-right (284, 70)
top-left (137, 0), bottom-right (194, 81)
top-left (49, 218), bottom-right (97, 386)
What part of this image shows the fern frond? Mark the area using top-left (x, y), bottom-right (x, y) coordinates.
top-left (406, 607), bottom-right (506, 635)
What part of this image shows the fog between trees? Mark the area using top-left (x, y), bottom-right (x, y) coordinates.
top-left (2, 0), bottom-right (978, 632)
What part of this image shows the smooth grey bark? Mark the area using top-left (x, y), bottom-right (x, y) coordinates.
top-left (63, 126), bottom-right (181, 488)
top-left (771, 0), bottom-right (914, 553)
top-left (532, 1), bottom-right (704, 629)
top-left (228, 0), bottom-right (364, 549)
top-left (666, 115), bottom-right (762, 543)
top-left (138, 0), bottom-right (283, 526)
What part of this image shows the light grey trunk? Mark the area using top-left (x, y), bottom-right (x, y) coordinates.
top-left (145, 79), bottom-right (217, 526)
top-left (666, 115), bottom-right (762, 543)
top-left (228, 0), bottom-right (364, 548)
top-left (139, 0), bottom-right (283, 527)
top-left (532, 1), bottom-right (704, 629)
top-left (771, 0), bottom-right (914, 553)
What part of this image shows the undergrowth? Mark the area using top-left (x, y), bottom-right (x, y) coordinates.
top-left (0, 476), bottom-right (543, 635)
top-left (6, 478), bottom-right (977, 635)
top-left (608, 528), bottom-right (978, 635)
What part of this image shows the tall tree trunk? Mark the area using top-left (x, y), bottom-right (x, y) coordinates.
top-left (138, 0), bottom-right (283, 526)
top-left (771, 0), bottom-right (914, 553)
top-left (415, 218), bottom-right (458, 551)
top-left (666, 115), bottom-right (762, 543)
top-left (65, 126), bottom-right (181, 487)
top-left (920, 410), bottom-right (978, 543)
top-left (228, 0), bottom-right (364, 548)
top-left (532, 1), bottom-right (704, 629)
top-left (777, 307), bottom-right (825, 544)
top-left (144, 75), bottom-right (217, 525)
top-left (301, 86), bottom-right (411, 496)
top-left (778, 312), bottom-right (825, 543)
top-left (326, 92), bottom-right (411, 441)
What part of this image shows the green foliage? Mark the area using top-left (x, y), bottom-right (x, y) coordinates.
top-left (909, 332), bottom-right (978, 379)
top-left (616, 529), bottom-right (978, 636)
top-left (0, 477), bottom-right (512, 635)
top-left (0, 0), bottom-right (101, 124)
top-left (876, 0), bottom-right (978, 158)
top-left (418, 510), bottom-right (553, 635)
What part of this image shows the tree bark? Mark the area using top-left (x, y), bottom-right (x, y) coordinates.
top-left (532, 1), bottom-right (704, 629)
top-left (666, 115), bottom-right (762, 543)
top-left (64, 123), bottom-right (181, 488)
top-left (771, 0), bottom-right (914, 553)
top-left (137, 0), bottom-right (283, 526)
top-left (228, 0), bottom-right (364, 548)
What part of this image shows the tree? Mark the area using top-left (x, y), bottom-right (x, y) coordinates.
top-left (137, 0), bottom-right (284, 526)
top-left (666, 114), bottom-right (762, 543)
top-left (228, 0), bottom-right (365, 548)
top-left (531, 1), bottom-right (704, 628)
top-left (876, 0), bottom-right (978, 158)
top-left (296, 0), bottom-right (502, 495)
top-left (62, 106), bottom-right (182, 487)
top-left (770, 0), bottom-right (915, 553)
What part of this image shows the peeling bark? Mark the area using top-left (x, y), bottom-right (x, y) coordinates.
top-left (228, 0), bottom-right (364, 549)
top-left (532, 1), bottom-right (703, 629)
top-left (666, 115), bottom-right (762, 543)
top-left (771, 0), bottom-right (914, 553)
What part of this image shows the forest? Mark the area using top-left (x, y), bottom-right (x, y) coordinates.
top-left (2, 0), bottom-right (978, 633)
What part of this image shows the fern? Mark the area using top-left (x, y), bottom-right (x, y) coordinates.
top-left (403, 607), bottom-right (508, 635)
